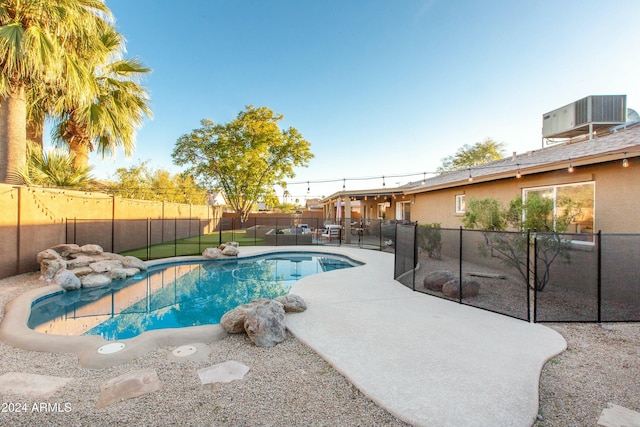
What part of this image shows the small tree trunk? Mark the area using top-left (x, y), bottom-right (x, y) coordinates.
top-left (68, 138), bottom-right (90, 170)
top-left (26, 120), bottom-right (44, 149)
top-left (0, 86), bottom-right (27, 184)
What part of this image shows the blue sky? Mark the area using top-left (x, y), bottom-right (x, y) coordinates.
top-left (62, 0), bottom-right (640, 199)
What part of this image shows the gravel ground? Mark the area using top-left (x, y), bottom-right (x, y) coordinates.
top-left (0, 273), bottom-right (639, 426)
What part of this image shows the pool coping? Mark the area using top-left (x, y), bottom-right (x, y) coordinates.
top-left (0, 245), bottom-right (367, 369)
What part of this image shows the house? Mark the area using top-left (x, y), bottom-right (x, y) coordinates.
top-left (322, 121), bottom-right (640, 234)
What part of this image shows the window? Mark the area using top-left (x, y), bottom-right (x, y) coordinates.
top-left (523, 182), bottom-right (595, 242)
top-left (455, 195), bottom-right (465, 214)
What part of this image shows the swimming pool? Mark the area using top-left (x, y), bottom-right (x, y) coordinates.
top-left (28, 252), bottom-right (362, 341)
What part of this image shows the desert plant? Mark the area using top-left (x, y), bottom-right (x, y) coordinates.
top-left (463, 194), bottom-right (580, 291)
top-left (417, 223), bottom-right (442, 259)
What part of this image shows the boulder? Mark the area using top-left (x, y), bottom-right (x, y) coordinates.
top-left (244, 300), bottom-right (287, 347)
top-left (202, 248), bottom-right (222, 259)
top-left (81, 274), bottom-right (112, 288)
top-left (221, 245), bottom-right (239, 257)
top-left (80, 244), bottom-right (103, 255)
top-left (218, 242), bottom-right (239, 251)
top-left (442, 277), bottom-right (480, 299)
top-left (275, 294), bottom-right (307, 313)
top-left (53, 270), bottom-right (81, 291)
top-left (121, 256), bottom-right (147, 271)
top-left (124, 268), bottom-right (141, 277)
top-left (50, 244), bottom-right (81, 258)
top-left (68, 266), bottom-right (94, 277)
top-left (90, 260), bottom-right (124, 273)
top-left (36, 249), bottom-right (62, 264)
top-left (98, 252), bottom-right (126, 261)
top-left (243, 300), bottom-right (286, 347)
top-left (40, 258), bottom-right (67, 281)
top-left (109, 268), bottom-right (128, 281)
top-left (220, 299), bottom-right (271, 334)
top-left (66, 255), bottom-right (94, 269)
top-left (423, 270), bottom-right (457, 292)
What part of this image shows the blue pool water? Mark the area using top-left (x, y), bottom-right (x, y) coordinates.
top-left (28, 252), bottom-right (362, 341)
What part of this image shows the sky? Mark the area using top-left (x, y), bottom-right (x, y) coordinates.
top-left (51, 0), bottom-right (640, 200)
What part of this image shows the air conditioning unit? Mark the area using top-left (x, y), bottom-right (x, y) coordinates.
top-left (542, 95), bottom-right (627, 140)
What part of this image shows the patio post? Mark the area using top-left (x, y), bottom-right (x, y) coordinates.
top-left (344, 197), bottom-right (351, 244)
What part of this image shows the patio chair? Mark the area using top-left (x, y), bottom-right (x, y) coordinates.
top-left (321, 225), bottom-right (341, 243)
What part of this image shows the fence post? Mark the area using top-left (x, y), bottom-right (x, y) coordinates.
top-left (526, 229), bottom-right (531, 323)
top-left (146, 218), bottom-right (150, 261)
top-left (412, 222), bottom-right (418, 292)
top-left (597, 230), bottom-right (602, 324)
top-left (174, 217), bottom-right (177, 257)
top-left (458, 226), bottom-right (463, 304)
top-left (533, 232), bottom-right (538, 323)
top-left (111, 194), bottom-right (115, 253)
top-left (198, 219), bottom-right (202, 254)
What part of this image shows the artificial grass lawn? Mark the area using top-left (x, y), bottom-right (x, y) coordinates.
top-left (119, 231), bottom-right (265, 260)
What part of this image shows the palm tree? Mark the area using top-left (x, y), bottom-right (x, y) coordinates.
top-left (0, 0), bottom-right (111, 183)
top-left (51, 26), bottom-right (152, 170)
top-left (19, 142), bottom-right (94, 187)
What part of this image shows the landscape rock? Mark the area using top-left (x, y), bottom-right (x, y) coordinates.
top-left (66, 255), bottom-right (94, 269)
top-left (109, 268), bottom-right (128, 281)
top-left (244, 300), bottom-right (286, 347)
top-left (80, 244), bottom-right (103, 255)
top-left (81, 274), bottom-right (112, 288)
top-left (121, 256), bottom-right (147, 271)
top-left (423, 270), bottom-right (457, 291)
top-left (442, 277), bottom-right (480, 299)
top-left (124, 268), bottom-right (141, 277)
top-left (36, 249), bottom-right (62, 264)
top-left (202, 248), bottom-right (222, 259)
top-left (68, 266), bottom-right (94, 277)
top-left (53, 269), bottom-right (82, 291)
top-left (221, 245), bottom-right (239, 257)
top-left (275, 294), bottom-right (307, 313)
top-left (50, 244), bottom-right (81, 257)
top-left (220, 299), bottom-right (271, 334)
top-left (40, 258), bottom-right (67, 281)
top-left (90, 260), bottom-right (124, 273)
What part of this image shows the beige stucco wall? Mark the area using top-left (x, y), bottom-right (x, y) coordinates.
top-left (411, 160), bottom-right (640, 233)
top-left (0, 184), bottom-right (218, 279)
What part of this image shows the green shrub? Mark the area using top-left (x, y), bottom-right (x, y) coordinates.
top-left (417, 223), bottom-right (442, 259)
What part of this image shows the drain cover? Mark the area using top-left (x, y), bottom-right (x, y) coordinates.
top-left (98, 343), bottom-right (125, 354)
top-left (172, 345), bottom-right (198, 357)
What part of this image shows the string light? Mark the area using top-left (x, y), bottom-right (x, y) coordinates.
top-left (622, 153), bottom-right (629, 168)
top-left (421, 173), bottom-right (426, 185)
top-left (567, 158), bottom-right (574, 173)
top-left (516, 164), bottom-right (522, 179)
top-left (382, 176), bottom-right (386, 187)
top-left (467, 168), bottom-right (473, 182)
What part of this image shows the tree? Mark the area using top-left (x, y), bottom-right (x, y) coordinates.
top-left (437, 138), bottom-right (506, 173)
top-left (172, 106), bottom-right (314, 224)
top-left (50, 26), bottom-right (152, 170)
top-left (109, 161), bottom-right (207, 204)
top-left (0, 0), bottom-right (111, 183)
top-left (18, 142), bottom-right (94, 187)
top-left (462, 194), bottom-right (581, 291)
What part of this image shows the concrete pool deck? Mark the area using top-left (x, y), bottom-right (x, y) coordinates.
top-left (284, 246), bottom-right (567, 427)
top-left (0, 245), bottom-right (566, 426)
